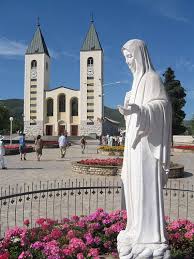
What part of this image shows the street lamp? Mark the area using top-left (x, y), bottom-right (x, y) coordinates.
top-left (9, 117), bottom-right (13, 145)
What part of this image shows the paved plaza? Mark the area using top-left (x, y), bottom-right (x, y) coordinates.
top-left (1, 141), bottom-right (194, 189)
top-left (1, 141), bottom-right (194, 236)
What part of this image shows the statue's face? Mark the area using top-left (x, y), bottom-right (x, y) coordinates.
top-left (123, 49), bottom-right (136, 73)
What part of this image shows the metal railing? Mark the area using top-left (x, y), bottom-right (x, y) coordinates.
top-left (0, 179), bottom-right (194, 238)
top-left (0, 178), bottom-right (121, 238)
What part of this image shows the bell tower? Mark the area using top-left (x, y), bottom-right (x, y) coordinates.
top-left (80, 18), bottom-right (104, 136)
top-left (24, 21), bottom-right (50, 136)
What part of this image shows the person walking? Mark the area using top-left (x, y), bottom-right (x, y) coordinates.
top-left (58, 133), bottom-right (67, 158)
top-left (0, 136), bottom-right (7, 169)
top-left (80, 136), bottom-right (87, 154)
top-left (34, 135), bottom-right (43, 161)
top-left (19, 133), bottom-right (26, 160)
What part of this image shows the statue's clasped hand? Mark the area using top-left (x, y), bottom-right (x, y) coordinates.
top-left (117, 103), bottom-right (140, 116)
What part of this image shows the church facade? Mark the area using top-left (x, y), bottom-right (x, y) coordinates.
top-left (24, 20), bottom-right (104, 137)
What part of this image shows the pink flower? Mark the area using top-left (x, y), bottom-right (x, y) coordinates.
top-left (18, 251), bottom-right (32, 259)
top-left (67, 230), bottom-right (76, 239)
top-left (71, 215), bottom-right (80, 222)
top-left (0, 252), bottom-right (9, 259)
top-left (50, 228), bottom-right (62, 239)
top-left (88, 248), bottom-right (99, 257)
top-left (23, 219), bottom-right (30, 227)
top-left (77, 253), bottom-right (84, 259)
top-left (36, 218), bottom-right (46, 225)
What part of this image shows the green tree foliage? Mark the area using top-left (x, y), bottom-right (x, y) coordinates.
top-left (163, 67), bottom-right (186, 135)
top-left (0, 105), bottom-right (10, 133)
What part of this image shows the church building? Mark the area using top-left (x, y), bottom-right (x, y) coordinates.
top-left (24, 19), bottom-right (105, 137)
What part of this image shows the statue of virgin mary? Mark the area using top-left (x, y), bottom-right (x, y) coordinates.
top-left (117, 39), bottom-right (172, 259)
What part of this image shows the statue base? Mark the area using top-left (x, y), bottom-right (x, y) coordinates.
top-left (117, 240), bottom-right (171, 259)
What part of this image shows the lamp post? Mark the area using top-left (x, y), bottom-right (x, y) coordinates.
top-left (9, 117), bottom-right (13, 145)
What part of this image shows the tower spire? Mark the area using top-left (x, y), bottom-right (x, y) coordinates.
top-left (90, 13), bottom-right (94, 23)
top-left (37, 16), bottom-right (40, 27)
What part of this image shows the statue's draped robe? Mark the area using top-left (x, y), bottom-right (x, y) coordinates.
top-left (119, 70), bottom-right (171, 249)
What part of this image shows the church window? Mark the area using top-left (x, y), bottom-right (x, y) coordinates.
top-left (87, 103), bottom-right (94, 106)
top-left (47, 98), bottom-right (53, 116)
top-left (87, 96), bottom-right (94, 99)
top-left (30, 91), bottom-right (37, 94)
top-left (87, 121), bottom-right (94, 125)
top-left (30, 97), bottom-right (36, 100)
top-left (31, 60), bottom-right (37, 68)
top-left (46, 62), bottom-right (48, 70)
top-left (87, 109), bottom-right (94, 112)
top-left (58, 94), bottom-right (66, 112)
top-left (87, 57), bottom-right (93, 66)
top-left (71, 97), bottom-right (78, 116)
top-left (87, 90), bottom-right (94, 93)
top-left (31, 85), bottom-right (37, 88)
top-left (87, 116), bottom-right (94, 119)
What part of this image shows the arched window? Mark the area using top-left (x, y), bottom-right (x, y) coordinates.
top-left (47, 98), bottom-right (53, 116)
top-left (31, 60), bottom-right (37, 69)
top-left (71, 97), bottom-right (78, 116)
top-left (87, 57), bottom-right (93, 66)
top-left (58, 94), bottom-right (66, 112)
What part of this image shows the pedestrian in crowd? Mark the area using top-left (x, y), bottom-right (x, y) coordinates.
top-left (109, 135), bottom-right (113, 146)
top-left (58, 133), bottom-right (67, 158)
top-left (119, 135), bottom-right (123, 146)
top-left (80, 136), bottom-right (87, 154)
top-left (0, 136), bottom-right (7, 169)
top-left (34, 135), bottom-right (43, 161)
top-left (102, 135), bottom-right (106, 145)
top-left (19, 133), bottom-right (26, 160)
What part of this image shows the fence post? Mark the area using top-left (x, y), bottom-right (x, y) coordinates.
top-left (121, 182), bottom-right (126, 210)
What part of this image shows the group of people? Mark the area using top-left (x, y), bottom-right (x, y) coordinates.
top-left (100, 134), bottom-right (124, 146)
top-left (0, 131), bottom-right (89, 169)
top-left (18, 133), bottom-right (43, 161)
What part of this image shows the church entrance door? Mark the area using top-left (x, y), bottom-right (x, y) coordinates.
top-left (58, 125), bottom-right (66, 135)
top-left (71, 125), bottom-right (78, 136)
top-left (46, 125), bottom-right (53, 136)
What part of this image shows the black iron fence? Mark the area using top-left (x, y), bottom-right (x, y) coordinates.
top-left (0, 179), bottom-right (194, 238)
top-left (0, 178), bottom-right (121, 238)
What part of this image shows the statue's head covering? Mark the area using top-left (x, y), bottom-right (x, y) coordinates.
top-left (121, 39), bottom-right (157, 103)
top-left (122, 39), bottom-right (154, 76)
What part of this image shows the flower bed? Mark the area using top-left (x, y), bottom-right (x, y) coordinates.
top-left (0, 209), bottom-right (194, 259)
top-left (42, 141), bottom-right (59, 148)
top-left (97, 146), bottom-right (124, 156)
top-left (173, 145), bottom-right (194, 153)
top-left (5, 145), bottom-right (34, 156)
top-left (72, 159), bottom-right (122, 176)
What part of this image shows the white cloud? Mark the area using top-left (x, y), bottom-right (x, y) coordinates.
top-left (0, 37), bottom-right (26, 56)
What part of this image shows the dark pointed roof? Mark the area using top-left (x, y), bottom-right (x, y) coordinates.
top-left (81, 21), bottom-right (102, 51)
top-left (26, 25), bottom-right (50, 56)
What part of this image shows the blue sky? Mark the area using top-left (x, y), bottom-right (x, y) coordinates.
top-left (0, 0), bottom-right (194, 119)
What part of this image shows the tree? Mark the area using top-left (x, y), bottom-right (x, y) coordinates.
top-left (163, 67), bottom-right (186, 135)
top-left (0, 105), bottom-right (10, 133)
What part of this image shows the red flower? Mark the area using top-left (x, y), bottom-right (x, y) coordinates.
top-left (23, 219), bottom-right (30, 227)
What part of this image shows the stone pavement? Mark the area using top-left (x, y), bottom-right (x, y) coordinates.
top-left (1, 142), bottom-right (194, 190)
top-left (1, 141), bottom-right (194, 235)
top-left (1, 141), bottom-right (120, 190)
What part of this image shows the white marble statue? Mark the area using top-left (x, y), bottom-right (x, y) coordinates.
top-left (117, 39), bottom-right (172, 259)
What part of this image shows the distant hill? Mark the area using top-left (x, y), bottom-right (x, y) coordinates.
top-left (0, 99), bottom-right (23, 119)
top-left (104, 106), bottom-right (125, 127)
top-left (0, 99), bottom-right (125, 126)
